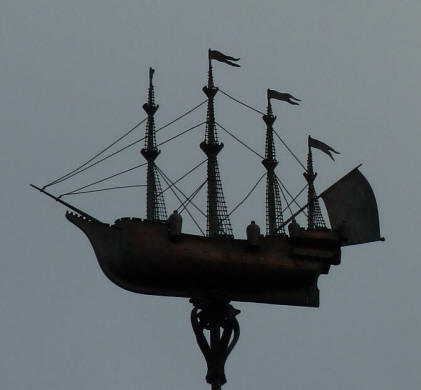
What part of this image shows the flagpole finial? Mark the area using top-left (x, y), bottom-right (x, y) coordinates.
top-left (149, 67), bottom-right (155, 88)
top-left (266, 93), bottom-right (273, 118)
top-left (266, 89), bottom-right (272, 109)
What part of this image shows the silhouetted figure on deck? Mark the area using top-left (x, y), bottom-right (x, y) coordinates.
top-left (168, 210), bottom-right (182, 237)
top-left (246, 220), bottom-right (260, 247)
top-left (288, 218), bottom-right (300, 237)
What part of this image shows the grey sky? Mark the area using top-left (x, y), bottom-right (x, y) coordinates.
top-left (2, 1), bottom-right (421, 389)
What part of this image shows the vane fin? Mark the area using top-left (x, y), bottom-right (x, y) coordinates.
top-left (320, 167), bottom-right (384, 245)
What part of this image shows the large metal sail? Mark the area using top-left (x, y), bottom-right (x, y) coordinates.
top-left (320, 167), bottom-right (383, 245)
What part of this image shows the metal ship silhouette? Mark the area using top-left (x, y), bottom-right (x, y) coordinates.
top-left (32, 49), bottom-right (383, 308)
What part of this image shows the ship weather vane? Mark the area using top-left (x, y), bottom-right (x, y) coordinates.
top-left (31, 48), bottom-right (384, 390)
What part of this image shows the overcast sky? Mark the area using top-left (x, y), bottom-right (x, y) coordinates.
top-left (2, 1), bottom-right (421, 389)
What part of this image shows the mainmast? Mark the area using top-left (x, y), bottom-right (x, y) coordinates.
top-left (304, 137), bottom-right (326, 229)
top-left (200, 50), bottom-right (233, 237)
top-left (262, 92), bottom-right (285, 235)
top-left (141, 68), bottom-right (167, 221)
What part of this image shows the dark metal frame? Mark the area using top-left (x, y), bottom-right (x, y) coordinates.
top-left (191, 299), bottom-right (240, 390)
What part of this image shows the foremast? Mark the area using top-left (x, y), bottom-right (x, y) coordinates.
top-left (141, 68), bottom-right (167, 221)
top-left (200, 51), bottom-right (233, 238)
top-left (262, 93), bottom-right (285, 235)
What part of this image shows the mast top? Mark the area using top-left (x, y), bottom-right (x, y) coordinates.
top-left (263, 89), bottom-right (276, 126)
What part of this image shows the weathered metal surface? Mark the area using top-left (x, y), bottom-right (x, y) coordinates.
top-left (191, 299), bottom-right (240, 390)
top-left (321, 167), bottom-right (383, 246)
top-left (66, 212), bottom-right (341, 307)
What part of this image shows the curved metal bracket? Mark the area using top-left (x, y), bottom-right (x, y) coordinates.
top-left (190, 299), bottom-right (240, 390)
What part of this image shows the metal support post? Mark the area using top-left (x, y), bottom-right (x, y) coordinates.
top-left (190, 299), bottom-right (240, 390)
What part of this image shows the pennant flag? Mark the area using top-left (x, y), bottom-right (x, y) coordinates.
top-left (308, 136), bottom-right (339, 160)
top-left (320, 167), bottom-right (383, 246)
top-left (209, 49), bottom-right (240, 67)
top-left (267, 89), bottom-right (301, 105)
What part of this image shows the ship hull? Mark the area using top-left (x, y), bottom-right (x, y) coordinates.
top-left (66, 213), bottom-right (341, 307)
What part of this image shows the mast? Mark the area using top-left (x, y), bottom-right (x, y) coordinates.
top-left (262, 92), bottom-right (285, 235)
top-left (141, 67), bottom-right (167, 221)
top-left (200, 51), bottom-right (233, 237)
top-left (303, 138), bottom-right (326, 229)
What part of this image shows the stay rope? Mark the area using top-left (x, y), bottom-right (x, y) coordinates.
top-left (59, 162), bottom-right (147, 197)
top-left (158, 159), bottom-right (207, 196)
top-left (227, 172), bottom-right (266, 218)
top-left (43, 99), bottom-right (207, 189)
top-left (273, 129), bottom-right (307, 171)
top-left (155, 165), bottom-right (206, 236)
top-left (43, 118), bottom-right (147, 189)
top-left (215, 122), bottom-right (264, 160)
top-left (155, 165), bottom-right (206, 219)
top-left (157, 122), bottom-right (205, 147)
top-left (219, 89), bottom-right (265, 115)
top-left (278, 182), bottom-right (293, 218)
top-left (281, 184), bottom-right (308, 216)
top-left (62, 184), bottom-right (147, 196)
top-left (275, 175), bottom-right (308, 218)
top-left (178, 179), bottom-right (207, 215)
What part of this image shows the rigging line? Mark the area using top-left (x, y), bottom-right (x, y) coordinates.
top-left (43, 118), bottom-right (147, 189)
top-left (158, 159), bottom-right (207, 196)
top-left (215, 122), bottom-right (264, 159)
top-left (178, 179), bottom-right (207, 214)
top-left (219, 89), bottom-right (265, 116)
top-left (179, 181), bottom-right (206, 214)
top-left (281, 184), bottom-right (308, 216)
top-left (63, 184), bottom-right (147, 195)
top-left (156, 165), bottom-right (205, 237)
top-left (47, 136), bottom-right (147, 187)
top-left (227, 172), bottom-right (266, 218)
top-left (155, 99), bottom-right (208, 134)
top-left (272, 129), bottom-right (307, 171)
top-left (44, 100), bottom-right (207, 189)
top-left (278, 179), bottom-right (293, 218)
top-left (275, 175), bottom-right (307, 217)
top-left (59, 162), bottom-right (147, 197)
top-left (155, 165), bottom-right (207, 218)
top-left (157, 122), bottom-right (206, 147)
